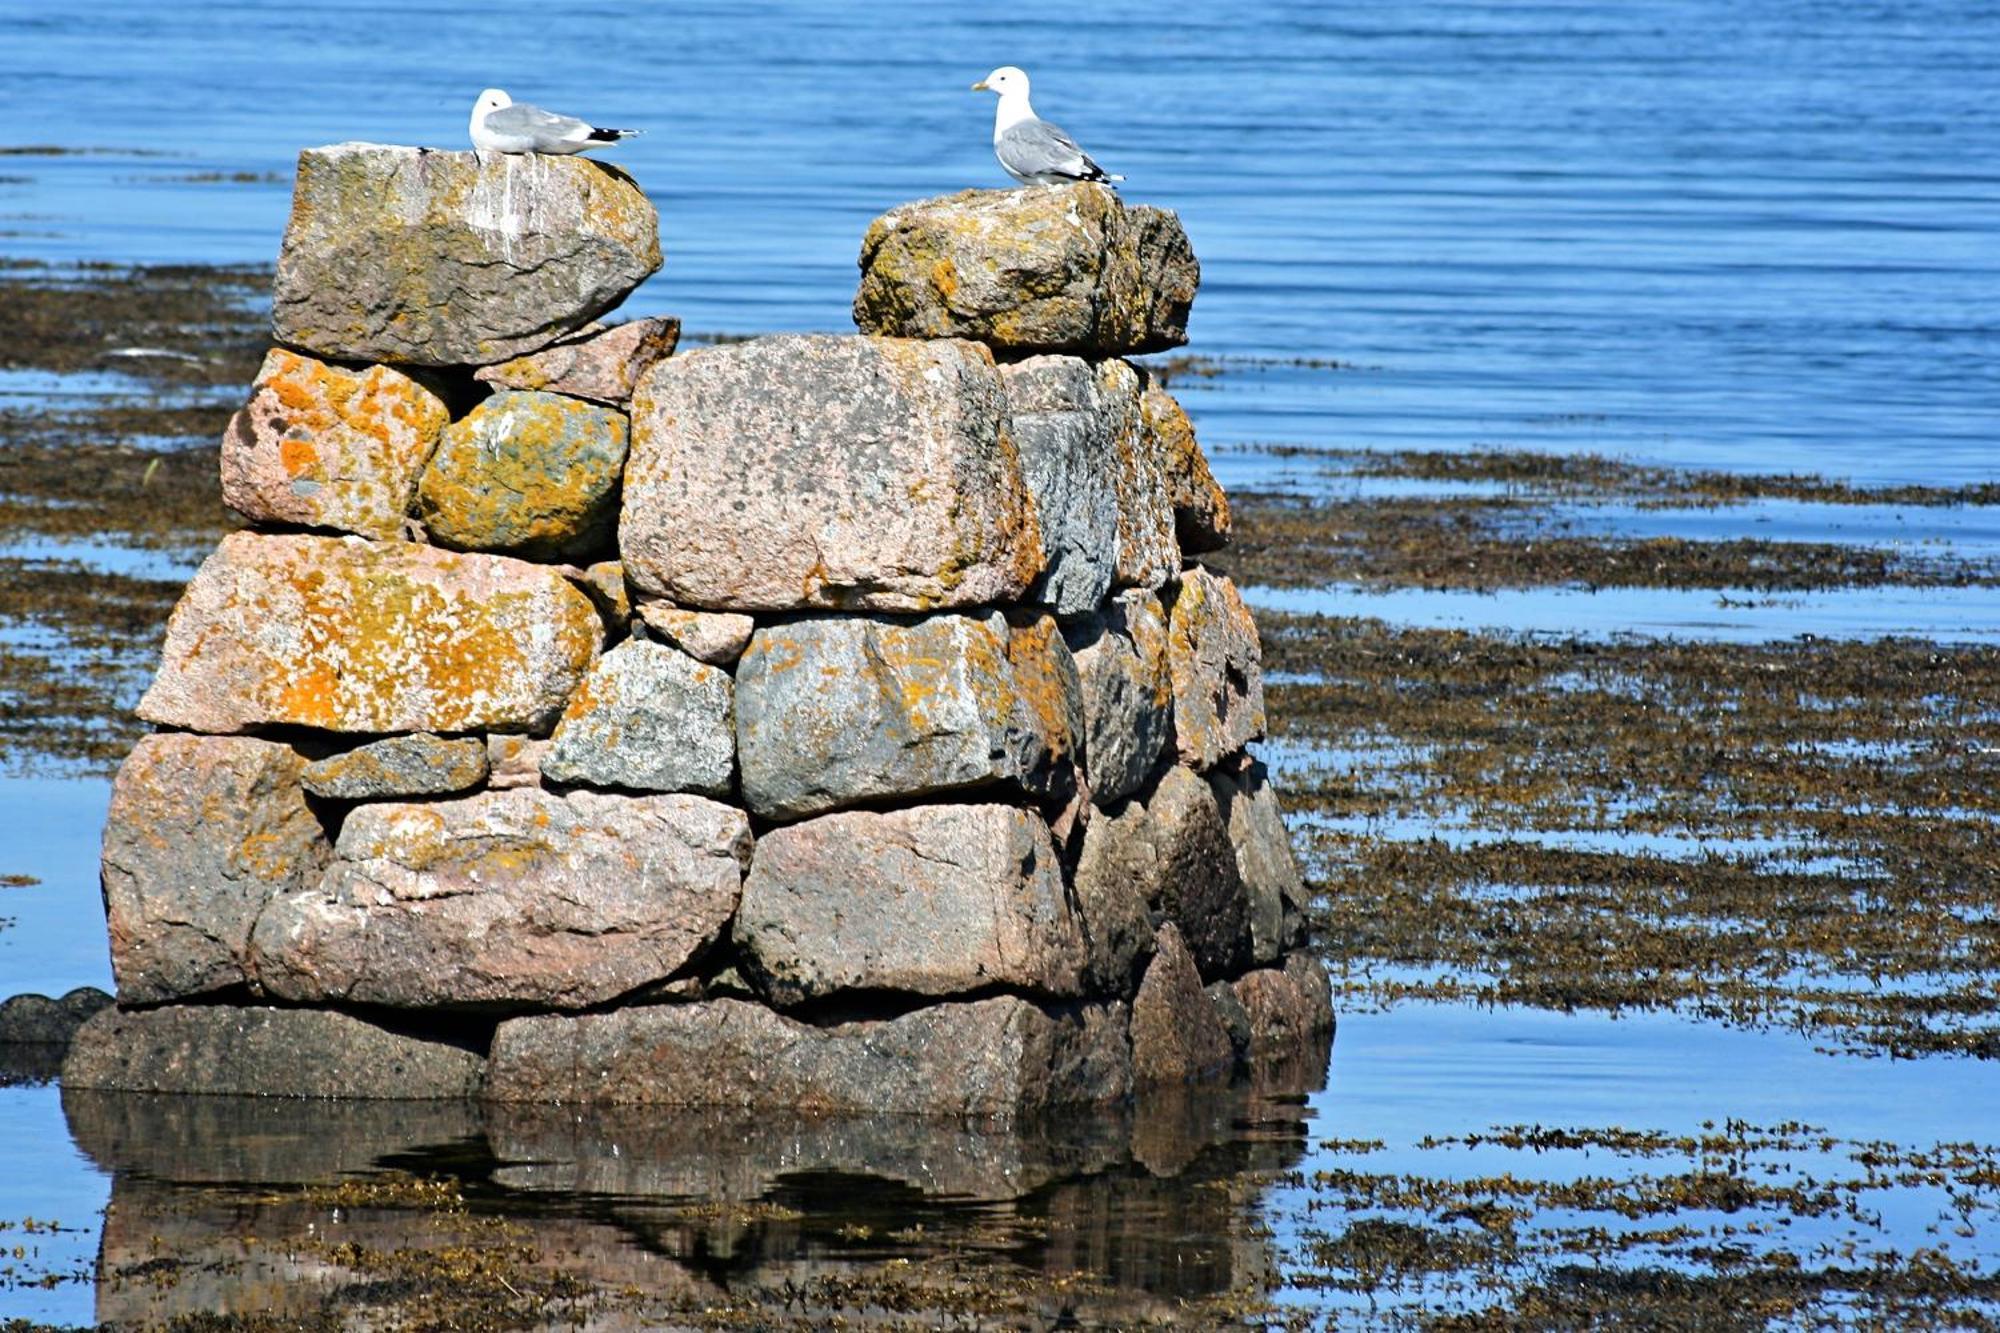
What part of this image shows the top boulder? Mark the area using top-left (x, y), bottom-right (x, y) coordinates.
top-left (271, 144), bottom-right (662, 367)
top-left (853, 185), bottom-right (1197, 357)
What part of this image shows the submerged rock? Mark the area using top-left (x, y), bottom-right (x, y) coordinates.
top-left (734, 804), bottom-right (1087, 1006)
top-left (542, 639), bottom-right (735, 796)
top-left (138, 531), bottom-right (602, 735)
top-left (250, 788), bottom-right (751, 1011)
top-left (102, 734), bottom-right (331, 1004)
top-left (1231, 952), bottom-right (1335, 1060)
top-left (271, 143), bottom-right (661, 366)
top-left (854, 184), bottom-right (1198, 356)
top-left (474, 315), bottom-right (681, 407)
top-left (1166, 568), bottom-right (1267, 770)
top-left (417, 389), bottom-right (628, 562)
top-left (486, 995), bottom-right (1131, 1114)
top-left (734, 610), bottom-right (1082, 820)
top-left (621, 334), bottom-right (1043, 612)
top-left (0, 987), bottom-right (112, 1046)
top-left (302, 733), bottom-right (489, 800)
top-left (1000, 355), bottom-right (1177, 616)
top-left (62, 1004), bottom-right (486, 1098)
top-left (220, 348), bottom-right (449, 540)
top-left (1065, 588), bottom-right (1175, 805)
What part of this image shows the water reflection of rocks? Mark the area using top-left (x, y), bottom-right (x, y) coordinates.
top-left (64, 1040), bottom-right (1328, 1329)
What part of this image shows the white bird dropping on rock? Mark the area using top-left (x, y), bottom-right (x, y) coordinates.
top-left (469, 88), bottom-right (641, 155)
top-left (972, 66), bottom-right (1124, 186)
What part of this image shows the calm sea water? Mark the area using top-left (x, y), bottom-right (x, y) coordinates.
top-left (3, 1), bottom-right (1999, 1324)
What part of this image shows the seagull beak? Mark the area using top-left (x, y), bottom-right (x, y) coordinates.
top-left (970, 79), bottom-right (989, 91)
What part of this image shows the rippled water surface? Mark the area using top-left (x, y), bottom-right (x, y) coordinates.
top-left (2, 0), bottom-right (1998, 1326)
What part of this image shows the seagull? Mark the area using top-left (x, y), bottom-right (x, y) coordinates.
top-left (971, 66), bottom-right (1124, 187)
top-left (468, 89), bottom-right (641, 155)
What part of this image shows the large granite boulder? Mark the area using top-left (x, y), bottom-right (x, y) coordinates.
top-left (474, 316), bottom-right (680, 407)
top-left (271, 143), bottom-right (661, 366)
top-left (417, 389), bottom-right (628, 561)
top-left (137, 531), bottom-right (602, 735)
top-left (1140, 384), bottom-right (1230, 553)
top-left (486, 996), bottom-right (1131, 1115)
top-left (999, 356), bottom-right (1177, 616)
top-left (250, 788), bottom-right (750, 1011)
top-left (1130, 925), bottom-right (1233, 1085)
top-left (734, 804), bottom-right (1086, 1007)
top-left (1074, 765), bottom-right (1249, 984)
top-left (302, 733), bottom-right (489, 800)
top-left (541, 639), bottom-right (734, 796)
top-left (219, 348), bottom-right (449, 540)
top-left (853, 185), bottom-right (1198, 356)
top-left (62, 1005), bottom-right (485, 1098)
top-left (1208, 757), bottom-right (1307, 964)
top-left (101, 734), bottom-right (331, 1003)
top-left (734, 611), bottom-right (1082, 820)
top-left (620, 334), bottom-right (1043, 612)
top-left (1166, 568), bottom-right (1267, 770)
top-left (1064, 589), bottom-right (1174, 806)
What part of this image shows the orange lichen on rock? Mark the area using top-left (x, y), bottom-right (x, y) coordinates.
top-left (138, 531), bottom-right (602, 735)
top-left (220, 347), bottom-right (448, 540)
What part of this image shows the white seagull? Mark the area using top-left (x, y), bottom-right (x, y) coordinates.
top-left (468, 89), bottom-right (641, 155)
top-left (971, 66), bottom-right (1123, 187)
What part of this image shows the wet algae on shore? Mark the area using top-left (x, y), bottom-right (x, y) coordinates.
top-left (4, 265), bottom-right (2000, 1327)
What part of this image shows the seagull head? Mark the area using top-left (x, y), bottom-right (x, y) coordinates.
top-left (971, 66), bottom-right (1030, 99)
top-left (472, 88), bottom-right (512, 118)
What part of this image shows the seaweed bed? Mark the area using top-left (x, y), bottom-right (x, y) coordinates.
top-left (3, 264), bottom-right (1998, 1328)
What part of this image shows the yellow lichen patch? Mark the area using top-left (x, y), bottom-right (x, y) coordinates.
top-left (1003, 616), bottom-right (1081, 763)
top-left (139, 532), bottom-right (602, 735)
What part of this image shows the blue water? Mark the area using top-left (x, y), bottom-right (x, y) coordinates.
top-left (3, 0), bottom-right (2000, 1323)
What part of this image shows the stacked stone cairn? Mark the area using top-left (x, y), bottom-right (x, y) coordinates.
top-left (64, 144), bottom-right (1332, 1116)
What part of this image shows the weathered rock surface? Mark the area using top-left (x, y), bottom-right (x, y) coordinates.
top-left (219, 348), bottom-right (449, 540)
top-left (486, 734), bottom-right (553, 789)
top-left (271, 143), bottom-right (661, 366)
top-left (1000, 356), bottom-right (1176, 615)
top-left (474, 316), bottom-right (680, 406)
top-left (1064, 589), bottom-right (1174, 805)
top-left (734, 805), bottom-right (1086, 1006)
top-left (0, 987), bottom-right (112, 1046)
top-left (735, 611), bottom-right (1082, 820)
top-left (853, 185), bottom-right (1198, 356)
top-left (417, 389), bottom-right (628, 561)
top-left (568, 559), bottom-right (633, 629)
top-left (1209, 757), bottom-right (1306, 964)
top-left (1231, 953), bottom-right (1334, 1060)
top-left (487, 996), bottom-right (1131, 1114)
top-left (1130, 926), bottom-right (1233, 1085)
top-left (302, 733), bottom-right (489, 800)
top-left (634, 599), bottom-right (756, 667)
top-left (621, 334), bottom-right (1042, 612)
top-left (102, 734), bottom-right (331, 1003)
top-left (138, 531), bottom-right (602, 735)
top-left (1074, 765), bottom-right (1249, 983)
top-left (250, 788), bottom-right (751, 1011)
top-left (1141, 384), bottom-right (1230, 553)
top-left (1166, 568), bottom-right (1267, 769)
top-left (62, 1004), bottom-right (485, 1098)
top-left (541, 639), bottom-right (734, 796)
